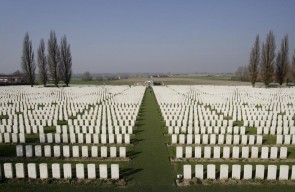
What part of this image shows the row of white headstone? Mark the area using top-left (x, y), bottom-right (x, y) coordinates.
top-left (0, 133), bottom-right (25, 143)
top-left (16, 145), bottom-right (127, 158)
top-left (39, 133), bottom-right (131, 144)
top-left (0, 124), bottom-right (134, 134)
top-left (56, 125), bottom-right (134, 134)
top-left (2, 162), bottom-right (119, 179)
top-left (176, 146), bottom-right (288, 159)
top-left (168, 126), bottom-right (246, 135)
top-left (256, 126), bottom-right (295, 135)
top-left (183, 164), bottom-right (294, 180)
top-left (171, 134), bottom-right (263, 145)
top-left (276, 135), bottom-right (295, 145)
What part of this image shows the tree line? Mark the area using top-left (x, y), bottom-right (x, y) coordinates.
top-left (21, 31), bottom-right (72, 87)
top-left (247, 31), bottom-right (295, 87)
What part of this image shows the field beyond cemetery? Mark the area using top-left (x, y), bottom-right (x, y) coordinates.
top-left (0, 84), bottom-right (295, 192)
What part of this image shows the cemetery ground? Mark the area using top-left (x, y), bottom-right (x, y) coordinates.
top-left (1, 86), bottom-right (295, 191)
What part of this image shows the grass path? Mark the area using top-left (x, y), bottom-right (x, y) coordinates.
top-left (129, 87), bottom-right (175, 190)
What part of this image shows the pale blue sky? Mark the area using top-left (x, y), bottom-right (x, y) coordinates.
top-left (0, 0), bottom-right (294, 73)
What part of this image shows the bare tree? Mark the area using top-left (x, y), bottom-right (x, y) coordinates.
top-left (260, 31), bottom-right (276, 87)
top-left (47, 31), bottom-right (60, 87)
top-left (248, 35), bottom-right (260, 87)
top-left (292, 50), bottom-right (295, 84)
top-left (37, 39), bottom-right (47, 86)
top-left (60, 35), bottom-right (72, 86)
top-left (21, 32), bottom-right (36, 87)
top-left (275, 35), bottom-right (289, 85)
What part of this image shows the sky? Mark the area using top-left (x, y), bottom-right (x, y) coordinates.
top-left (0, 0), bottom-right (295, 74)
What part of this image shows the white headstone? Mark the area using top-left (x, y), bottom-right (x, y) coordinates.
top-left (243, 165), bottom-right (252, 180)
top-left (241, 135), bottom-right (248, 145)
top-left (202, 134), bottom-right (208, 144)
top-left (35, 145), bottom-right (42, 157)
top-left (54, 145), bottom-right (61, 157)
top-left (195, 146), bottom-right (202, 158)
top-left (72, 146), bottom-right (79, 157)
top-left (63, 163), bottom-right (72, 178)
top-left (232, 147), bottom-right (239, 159)
top-left (232, 164), bottom-right (241, 179)
top-left (267, 165), bottom-right (277, 180)
top-left (255, 165), bottom-right (265, 179)
top-left (119, 147), bottom-right (126, 158)
top-left (223, 146), bottom-right (230, 159)
top-left (110, 147), bottom-right (117, 158)
top-left (55, 133), bottom-right (61, 143)
top-left (210, 134), bottom-right (216, 144)
top-left (85, 134), bottom-right (91, 144)
top-left (4, 163), bottom-right (13, 178)
top-left (195, 134), bottom-right (201, 144)
top-left (249, 135), bottom-right (255, 145)
top-left (242, 146), bottom-right (249, 158)
top-left (218, 135), bottom-right (225, 144)
top-left (101, 134), bottom-right (107, 144)
top-left (44, 145), bottom-right (52, 157)
top-left (39, 133), bottom-right (45, 143)
top-left (47, 133), bottom-right (53, 143)
top-left (62, 134), bottom-right (68, 143)
top-left (39, 163), bottom-right (48, 179)
top-left (183, 165), bottom-right (191, 179)
top-left (204, 146), bottom-right (211, 158)
top-left (270, 147), bottom-right (278, 159)
top-left (251, 147), bottom-right (258, 159)
top-left (82, 146), bottom-right (88, 157)
top-left (213, 146), bottom-right (220, 159)
top-left (25, 145), bottom-right (33, 157)
top-left (225, 135), bottom-right (232, 144)
top-left (91, 146), bottom-right (98, 157)
top-left (187, 134), bottom-right (193, 144)
top-left (220, 164), bottom-right (228, 179)
top-left (52, 163), bottom-right (61, 179)
top-left (207, 164), bottom-right (216, 179)
top-left (99, 164), bottom-right (108, 179)
top-left (291, 165), bottom-right (295, 180)
top-left (279, 165), bottom-right (289, 180)
top-left (111, 164), bottom-right (119, 179)
top-left (117, 134), bottom-right (122, 144)
top-left (16, 145), bottom-right (23, 157)
top-left (280, 147), bottom-right (288, 159)
top-left (101, 146), bottom-right (107, 158)
top-left (76, 164), bottom-right (85, 179)
top-left (27, 163), bottom-right (37, 179)
top-left (233, 135), bottom-right (240, 144)
top-left (87, 164), bottom-right (96, 179)
top-left (125, 134), bottom-right (130, 144)
top-left (176, 146), bottom-right (183, 158)
top-left (185, 147), bottom-right (192, 158)
top-left (63, 145), bottom-right (70, 157)
top-left (78, 133), bottom-right (84, 144)
top-left (195, 164), bottom-right (203, 179)
top-left (277, 135), bottom-right (283, 144)
top-left (172, 134), bottom-right (177, 144)
top-left (15, 163), bottom-right (25, 178)
top-left (256, 135), bottom-right (263, 144)
top-left (261, 147), bottom-right (269, 159)
top-left (70, 134), bottom-right (76, 144)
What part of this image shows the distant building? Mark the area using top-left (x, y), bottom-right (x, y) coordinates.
top-left (0, 75), bottom-right (25, 85)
